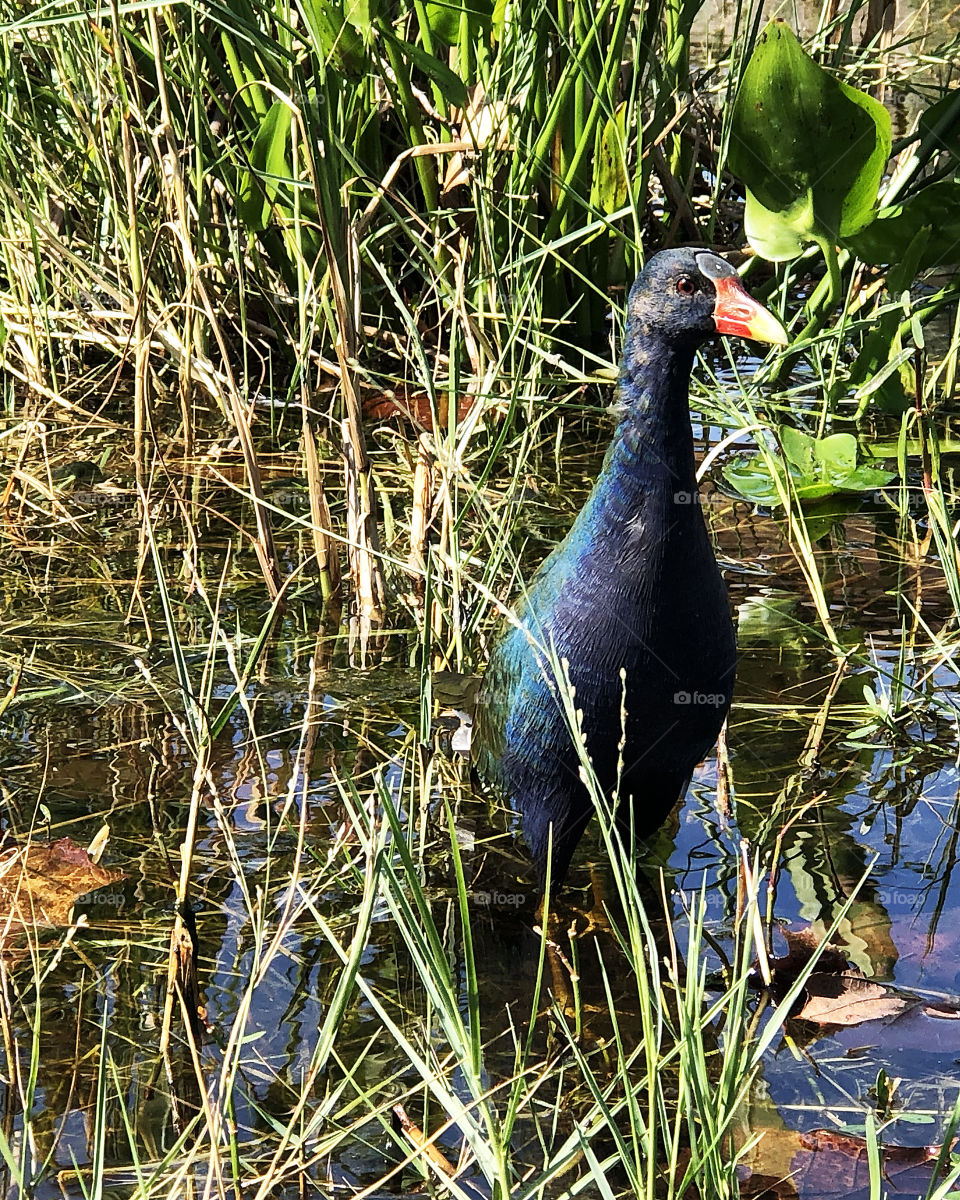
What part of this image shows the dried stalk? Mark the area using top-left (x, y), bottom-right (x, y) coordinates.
top-left (303, 417), bottom-right (341, 602)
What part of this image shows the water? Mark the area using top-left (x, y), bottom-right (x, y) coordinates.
top-left (2, 381), bottom-right (958, 1198)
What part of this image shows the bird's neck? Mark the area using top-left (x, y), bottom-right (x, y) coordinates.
top-left (608, 335), bottom-right (699, 494)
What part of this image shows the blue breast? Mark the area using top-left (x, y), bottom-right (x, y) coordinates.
top-left (474, 334), bottom-right (736, 886)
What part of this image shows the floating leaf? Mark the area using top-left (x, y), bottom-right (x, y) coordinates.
top-left (729, 21), bottom-right (891, 259)
top-left (0, 836), bottom-right (125, 939)
top-left (765, 927), bottom-right (960, 1030)
top-left (738, 1124), bottom-right (948, 1199)
top-left (723, 428), bottom-right (894, 507)
top-left (796, 971), bottom-right (909, 1026)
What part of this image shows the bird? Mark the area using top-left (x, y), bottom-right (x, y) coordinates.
top-left (473, 248), bottom-right (787, 889)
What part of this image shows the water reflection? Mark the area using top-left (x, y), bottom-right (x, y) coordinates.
top-left (2, 414), bottom-right (960, 1197)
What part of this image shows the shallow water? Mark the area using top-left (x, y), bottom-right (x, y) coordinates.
top-left (1, 374), bottom-right (958, 1199)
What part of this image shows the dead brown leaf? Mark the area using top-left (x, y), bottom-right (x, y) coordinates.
top-left (795, 971), bottom-right (910, 1026)
top-left (765, 926), bottom-right (960, 1028)
top-left (363, 388), bottom-right (475, 430)
top-left (738, 1124), bottom-right (948, 1199)
top-left (769, 927), bottom-right (850, 987)
top-left (0, 836), bottom-right (124, 937)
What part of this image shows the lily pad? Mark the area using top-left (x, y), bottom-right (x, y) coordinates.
top-left (723, 428), bottom-right (895, 507)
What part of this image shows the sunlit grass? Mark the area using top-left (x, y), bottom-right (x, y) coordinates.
top-left (0, 0), bottom-right (959, 1195)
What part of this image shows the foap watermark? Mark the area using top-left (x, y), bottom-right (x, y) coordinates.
top-left (83, 891), bottom-right (125, 908)
top-left (673, 690), bottom-right (726, 708)
top-left (471, 889), bottom-right (526, 908)
top-left (875, 888), bottom-right (920, 910)
top-left (673, 491), bottom-right (725, 507)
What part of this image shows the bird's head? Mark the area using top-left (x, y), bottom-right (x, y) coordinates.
top-left (626, 248), bottom-right (788, 349)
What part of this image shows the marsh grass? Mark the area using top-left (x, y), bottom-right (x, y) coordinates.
top-left (0, 723), bottom-right (853, 1199)
top-left (0, 0), bottom-right (959, 1196)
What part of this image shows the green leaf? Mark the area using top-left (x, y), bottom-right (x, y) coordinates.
top-left (729, 21), bottom-right (891, 259)
top-left (382, 30), bottom-right (468, 107)
top-left (844, 181), bottom-right (960, 269)
top-left (591, 104), bottom-right (629, 214)
top-left (424, 0), bottom-right (492, 45)
top-left (917, 88), bottom-right (960, 162)
top-left (737, 593), bottom-right (803, 645)
top-left (887, 224), bottom-right (933, 295)
top-left (296, 0), bottom-right (366, 74)
top-left (743, 189), bottom-right (813, 262)
top-left (238, 101), bottom-right (293, 232)
top-left (722, 426), bottom-right (895, 508)
top-left (344, 0), bottom-right (379, 39)
top-left (813, 432), bottom-right (858, 483)
top-left (838, 464), bottom-right (900, 490)
top-left (721, 461), bottom-right (783, 506)
top-left (779, 425), bottom-right (815, 473)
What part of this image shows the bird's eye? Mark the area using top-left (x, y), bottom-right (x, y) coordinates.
top-left (676, 277), bottom-right (696, 296)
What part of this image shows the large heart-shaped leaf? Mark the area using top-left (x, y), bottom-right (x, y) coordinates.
top-left (844, 181), bottom-right (960, 268)
top-left (729, 21), bottom-right (891, 259)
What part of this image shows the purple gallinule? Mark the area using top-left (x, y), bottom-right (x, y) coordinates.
top-left (474, 248), bottom-right (786, 887)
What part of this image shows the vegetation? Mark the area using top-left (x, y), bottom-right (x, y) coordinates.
top-left (0, 0), bottom-right (958, 1195)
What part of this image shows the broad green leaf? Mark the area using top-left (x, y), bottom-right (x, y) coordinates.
top-left (779, 425), bottom-right (816, 473)
top-left (813, 432), bottom-right (857, 483)
top-left (917, 88), bottom-right (960, 161)
top-left (238, 101), bottom-right (293, 232)
top-left (887, 224), bottom-right (933, 294)
top-left (838, 316), bottom-right (912, 415)
top-left (424, 0), bottom-right (492, 45)
top-left (723, 426), bottom-right (895, 508)
top-left (837, 464), bottom-right (898, 490)
top-left (729, 21), bottom-right (891, 259)
top-left (845, 181), bottom-right (960, 268)
top-left (743, 189), bottom-right (812, 261)
top-left (296, 0), bottom-right (366, 74)
top-left (382, 30), bottom-right (468, 107)
top-left (591, 104), bottom-right (629, 214)
top-left (344, 0), bottom-right (379, 39)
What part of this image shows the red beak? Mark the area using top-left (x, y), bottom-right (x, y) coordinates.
top-left (713, 275), bottom-right (788, 345)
